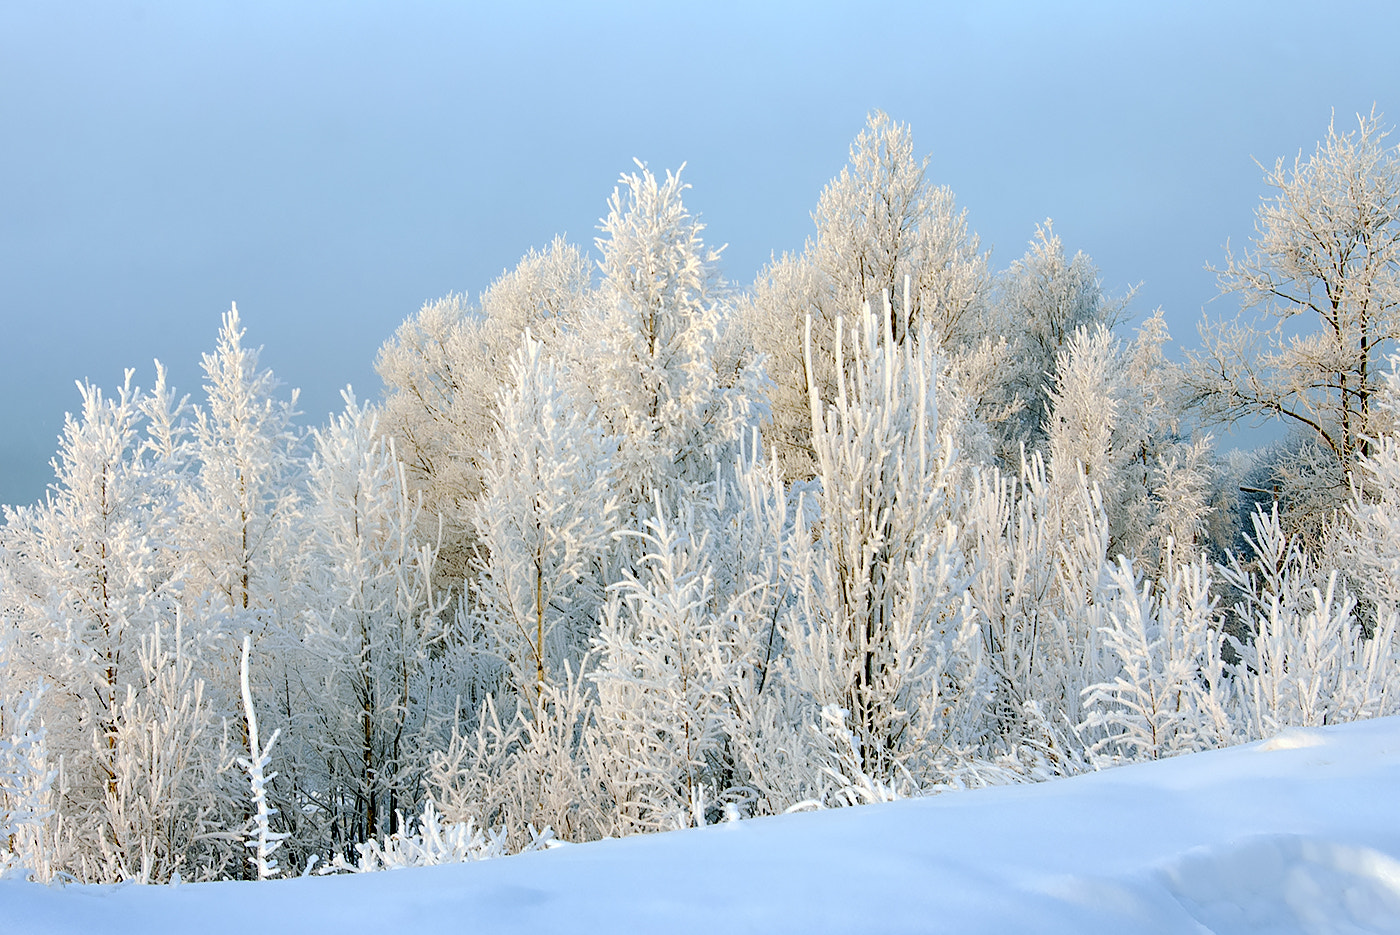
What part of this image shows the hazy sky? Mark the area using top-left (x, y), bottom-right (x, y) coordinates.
top-left (3, 1), bottom-right (1398, 506)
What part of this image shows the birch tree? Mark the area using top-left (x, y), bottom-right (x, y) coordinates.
top-left (376, 238), bottom-right (592, 582)
top-left (744, 111), bottom-right (990, 479)
top-left (303, 391), bottom-right (454, 854)
top-left (0, 372), bottom-right (237, 881)
top-left (1186, 110), bottom-right (1400, 520)
top-left (570, 161), bottom-right (762, 519)
top-left (473, 333), bottom-right (616, 712)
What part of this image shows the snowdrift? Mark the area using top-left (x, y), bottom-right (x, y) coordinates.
top-left (5, 716), bottom-right (1400, 935)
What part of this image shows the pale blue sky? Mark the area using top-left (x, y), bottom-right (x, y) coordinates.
top-left (3, 1), bottom-right (1398, 505)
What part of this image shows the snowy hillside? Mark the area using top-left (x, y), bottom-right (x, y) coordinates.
top-left (5, 717), bottom-right (1399, 935)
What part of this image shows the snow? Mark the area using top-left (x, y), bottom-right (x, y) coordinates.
top-left (6, 717), bottom-right (1400, 935)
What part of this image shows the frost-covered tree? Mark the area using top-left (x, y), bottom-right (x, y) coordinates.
top-left (174, 306), bottom-right (310, 875)
top-left (806, 112), bottom-right (987, 345)
top-left (743, 111), bottom-right (990, 479)
top-left (591, 503), bottom-right (747, 832)
top-left (1222, 509), bottom-right (1400, 736)
top-left (0, 679), bottom-right (54, 881)
top-left (778, 296), bottom-right (988, 791)
top-left (504, 167), bottom-right (768, 833)
top-left (1045, 326), bottom-right (1120, 499)
top-left (302, 391), bottom-right (455, 854)
top-left (0, 371), bottom-right (238, 882)
top-left (1081, 549), bottom-right (1236, 762)
top-left (429, 332), bottom-right (621, 849)
top-left (3, 376), bottom-right (155, 803)
top-left (1186, 110), bottom-right (1400, 524)
top-left (696, 436), bottom-right (808, 814)
top-left (182, 306), bottom-right (303, 624)
top-left (477, 236), bottom-right (593, 345)
top-left (374, 292), bottom-right (481, 580)
top-left (429, 661), bottom-right (610, 849)
top-left (582, 426), bottom-right (807, 826)
top-left (983, 222), bottom-right (1128, 457)
top-left (97, 610), bottom-right (231, 884)
top-left (960, 452), bottom-right (1113, 769)
top-left (473, 333), bottom-right (617, 712)
top-left (1045, 319), bottom-right (1217, 570)
top-left (10, 375), bottom-right (156, 795)
top-left (1342, 355), bottom-right (1400, 616)
top-left (568, 161), bottom-right (762, 517)
top-left (376, 238), bottom-right (592, 582)
top-left (1, 377), bottom-right (147, 866)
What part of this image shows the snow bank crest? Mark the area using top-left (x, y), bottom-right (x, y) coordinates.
top-left (1257, 727), bottom-right (1328, 752)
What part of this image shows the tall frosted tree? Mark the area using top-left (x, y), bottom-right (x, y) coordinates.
top-left (1186, 110), bottom-right (1400, 533)
top-left (473, 332), bottom-right (617, 713)
top-left (302, 391), bottom-right (454, 854)
top-left (431, 333), bottom-right (617, 845)
top-left (4, 375), bottom-right (155, 810)
top-left (376, 238), bottom-right (592, 583)
top-left (743, 111), bottom-right (990, 478)
top-left (176, 305), bottom-right (308, 870)
top-left (0, 373), bottom-right (236, 881)
top-left (569, 161), bottom-right (764, 518)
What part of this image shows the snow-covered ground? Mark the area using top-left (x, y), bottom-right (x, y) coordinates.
top-left (6, 717), bottom-right (1400, 935)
